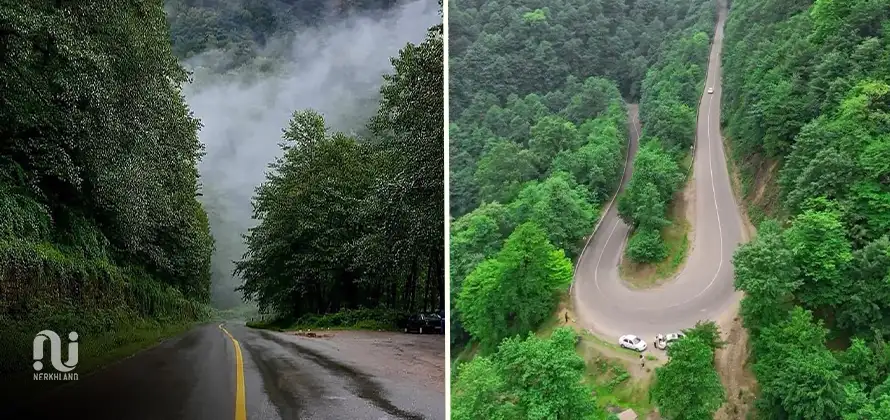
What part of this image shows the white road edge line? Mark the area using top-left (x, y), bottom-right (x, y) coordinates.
top-left (592, 113), bottom-right (641, 294)
top-left (572, 110), bottom-right (640, 294)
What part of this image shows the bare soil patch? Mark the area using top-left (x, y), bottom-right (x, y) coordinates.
top-left (715, 136), bottom-right (760, 418)
top-left (714, 304), bottom-right (757, 420)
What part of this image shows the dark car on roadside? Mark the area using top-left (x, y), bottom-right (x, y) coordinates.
top-left (404, 313), bottom-right (442, 334)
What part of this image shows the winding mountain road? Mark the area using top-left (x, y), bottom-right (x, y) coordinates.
top-left (572, 2), bottom-right (745, 344)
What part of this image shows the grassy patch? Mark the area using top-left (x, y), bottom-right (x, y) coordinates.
top-left (578, 335), bottom-right (655, 415)
top-left (581, 329), bottom-right (641, 357)
top-left (246, 307), bottom-right (411, 332)
top-left (75, 319), bottom-right (197, 374)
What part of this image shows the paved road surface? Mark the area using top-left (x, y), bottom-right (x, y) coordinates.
top-left (572, 1), bottom-right (745, 343)
top-left (4, 323), bottom-right (444, 420)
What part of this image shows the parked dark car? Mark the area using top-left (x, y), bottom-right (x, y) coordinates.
top-left (404, 313), bottom-right (442, 334)
top-left (437, 310), bottom-right (445, 333)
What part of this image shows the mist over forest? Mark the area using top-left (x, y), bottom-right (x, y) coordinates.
top-left (169, 0), bottom-right (441, 308)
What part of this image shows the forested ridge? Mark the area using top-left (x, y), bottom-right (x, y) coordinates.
top-left (0, 0), bottom-right (442, 391)
top-left (448, 0), bottom-right (722, 417)
top-left (166, 0), bottom-right (401, 71)
top-left (722, 0), bottom-right (890, 418)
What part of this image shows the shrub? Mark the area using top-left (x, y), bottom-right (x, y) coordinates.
top-left (626, 228), bottom-right (667, 263)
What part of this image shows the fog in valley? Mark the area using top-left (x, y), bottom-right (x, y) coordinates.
top-left (181, 0), bottom-right (440, 309)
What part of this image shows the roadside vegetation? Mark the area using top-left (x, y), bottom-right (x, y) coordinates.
top-left (720, 0), bottom-right (890, 418)
top-left (0, 1), bottom-right (215, 383)
top-left (246, 307), bottom-right (409, 332)
top-left (448, 0), bottom-right (721, 417)
top-left (234, 23), bottom-right (444, 326)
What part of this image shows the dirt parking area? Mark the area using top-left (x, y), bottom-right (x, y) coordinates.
top-left (285, 330), bottom-right (446, 393)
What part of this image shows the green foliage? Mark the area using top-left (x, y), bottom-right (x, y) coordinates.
top-left (0, 0), bottom-right (213, 375)
top-left (475, 140), bottom-right (538, 204)
top-left (521, 9), bottom-right (547, 23)
top-left (725, 6), bottom-right (890, 416)
top-left (753, 307), bottom-right (845, 419)
top-left (528, 115), bottom-right (583, 171)
top-left (651, 335), bottom-right (725, 420)
top-left (451, 327), bottom-right (607, 420)
top-left (450, 202), bottom-right (515, 345)
top-left (617, 140), bottom-right (683, 230)
top-left (625, 228), bottom-right (667, 263)
top-left (449, 0), bottom-right (716, 113)
top-left (784, 208), bottom-right (854, 308)
top-left (683, 321), bottom-right (725, 351)
top-left (449, 77), bottom-right (627, 351)
top-left (508, 173), bottom-right (597, 259)
top-left (835, 236), bottom-right (890, 335)
top-left (732, 220), bottom-right (800, 336)
top-left (617, 139), bottom-right (685, 264)
top-left (457, 223), bottom-right (573, 352)
top-left (236, 23), bottom-right (444, 320)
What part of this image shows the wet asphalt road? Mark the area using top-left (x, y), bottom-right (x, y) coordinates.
top-left (5, 323), bottom-right (444, 420)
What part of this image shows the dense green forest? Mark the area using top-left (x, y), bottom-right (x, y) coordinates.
top-left (0, 0), bottom-right (442, 389)
top-left (721, 0), bottom-right (890, 418)
top-left (448, 0), bottom-right (721, 417)
top-left (448, 0), bottom-right (715, 118)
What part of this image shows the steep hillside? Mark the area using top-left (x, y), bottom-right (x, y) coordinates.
top-left (0, 1), bottom-right (213, 378)
top-left (723, 0), bottom-right (890, 417)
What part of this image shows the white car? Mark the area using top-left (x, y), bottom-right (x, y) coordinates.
top-left (707, 87), bottom-right (714, 94)
top-left (619, 335), bottom-right (647, 351)
top-left (655, 332), bottom-right (686, 350)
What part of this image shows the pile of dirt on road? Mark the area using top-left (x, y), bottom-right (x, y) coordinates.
top-left (289, 330), bottom-right (333, 338)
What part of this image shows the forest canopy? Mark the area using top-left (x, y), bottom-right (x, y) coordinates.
top-left (722, 0), bottom-right (890, 418)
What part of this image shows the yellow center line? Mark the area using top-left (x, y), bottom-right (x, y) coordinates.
top-left (219, 323), bottom-right (247, 420)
